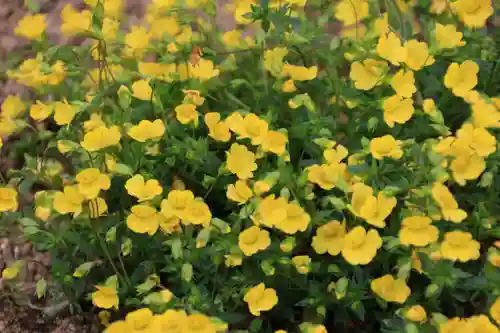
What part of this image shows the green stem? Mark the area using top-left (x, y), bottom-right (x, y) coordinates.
top-left (94, 228), bottom-right (127, 288)
top-left (116, 245), bottom-right (133, 288)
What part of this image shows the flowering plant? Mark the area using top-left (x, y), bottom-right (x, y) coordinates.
top-left (1, 0), bottom-right (500, 332)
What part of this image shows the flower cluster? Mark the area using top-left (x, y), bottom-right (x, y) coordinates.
top-left (1, 0), bottom-right (499, 332)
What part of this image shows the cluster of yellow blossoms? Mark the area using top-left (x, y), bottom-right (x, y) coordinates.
top-left (1, 0), bottom-right (499, 332)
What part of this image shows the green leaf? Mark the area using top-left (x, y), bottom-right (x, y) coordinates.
top-left (105, 275), bottom-right (118, 289)
top-left (425, 284), bottom-right (441, 298)
top-left (181, 263), bottom-right (193, 282)
top-left (106, 226), bottom-right (117, 243)
top-left (113, 164), bottom-right (134, 176)
top-left (351, 301), bottom-right (365, 320)
top-left (121, 238), bottom-right (132, 256)
top-left (36, 278), bottom-right (47, 299)
top-left (249, 319), bottom-right (262, 332)
top-left (405, 323), bottom-right (419, 333)
top-left (136, 274), bottom-right (160, 295)
top-left (171, 238), bottom-right (183, 259)
top-left (73, 262), bottom-right (95, 278)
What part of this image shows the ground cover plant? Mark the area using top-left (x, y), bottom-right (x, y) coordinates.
top-left (1, 0), bottom-right (500, 332)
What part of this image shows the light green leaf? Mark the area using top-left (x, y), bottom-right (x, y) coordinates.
top-left (181, 263), bottom-right (193, 282)
top-left (36, 278), bottom-right (47, 299)
top-left (73, 262), bottom-right (95, 278)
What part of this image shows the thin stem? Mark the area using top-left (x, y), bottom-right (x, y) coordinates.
top-left (116, 245), bottom-right (133, 288)
top-left (94, 228), bottom-right (126, 288)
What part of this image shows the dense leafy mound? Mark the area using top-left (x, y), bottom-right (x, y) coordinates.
top-left (1, 0), bottom-right (500, 333)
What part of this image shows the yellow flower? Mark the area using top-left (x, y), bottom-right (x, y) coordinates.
top-left (60, 5), bottom-right (92, 37)
top-left (490, 297), bottom-right (500, 324)
top-left (423, 99), bottom-right (437, 114)
top-left (89, 197), bottom-right (108, 218)
top-left (124, 25), bottom-right (151, 58)
top-left (405, 305), bottom-right (427, 322)
top-left (274, 202), bottom-right (311, 234)
top-left (468, 315), bottom-right (499, 333)
top-left (127, 204), bottom-right (161, 235)
top-left (403, 40), bottom-right (435, 71)
top-left (188, 59), bottom-right (220, 82)
top-left (183, 199), bottom-right (212, 225)
top-left (292, 255), bottom-right (311, 274)
top-left (382, 95), bottom-right (415, 128)
top-left (183, 90), bottom-right (205, 106)
top-left (225, 253), bottom-right (243, 267)
top-left (53, 186), bottom-right (84, 215)
top-left (334, 0), bottom-right (369, 25)
top-left (371, 275), bottom-right (411, 304)
top-left (342, 226), bottom-right (382, 265)
top-left (439, 318), bottom-right (468, 333)
top-left (399, 216), bottom-right (439, 247)
top-left (431, 182), bottom-right (467, 222)
top-left (444, 61), bottom-right (479, 97)
top-left (282, 64), bottom-right (318, 81)
top-left (1, 95), bottom-right (25, 119)
top-left (350, 59), bottom-right (388, 91)
top-left (264, 47), bottom-right (288, 77)
top-left (261, 131), bottom-right (288, 156)
top-left (81, 126), bottom-right (121, 152)
top-left (350, 183), bottom-right (396, 228)
top-left (102, 18), bottom-right (120, 40)
top-left (281, 79), bottom-right (297, 93)
top-left (253, 195), bottom-right (288, 227)
top-left (238, 226), bottom-right (271, 256)
top-left (324, 143), bottom-right (349, 164)
top-left (204, 113), bottom-right (231, 142)
top-left (440, 230), bottom-right (480, 262)
top-left (150, 16), bottom-right (180, 40)
top-left (391, 70), bottom-right (416, 98)
top-left (84, 113), bottom-right (106, 133)
top-left (471, 98), bottom-right (500, 128)
top-left (450, 0), bottom-right (493, 28)
top-left (76, 168), bottom-right (111, 199)
top-left (227, 180), bottom-right (253, 204)
top-left (435, 23), bottom-right (465, 49)
top-left (307, 163), bottom-right (347, 190)
top-left (450, 153), bottom-right (485, 185)
top-left (222, 29), bottom-right (244, 48)
top-left (161, 190), bottom-right (195, 220)
top-left (226, 143), bottom-right (258, 180)
top-left (159, 216), bottom-right (181, 234)
top-left (104, 320), bottom-right (129, 333)
top-left (234, 114), bottom-right (269, 145)
top-left (175, 104), bottom-right (198, 125)
top-left (139, 62), bottom-right (177, 82)
top-left (374, 12), bottom-right (389, 35)
top-left (15, 14), bottom-right (47, 40)
top-left (244, 283), bottom-right (278, 316)
top-left (253, 180), bottom-right (272, 196)
top-left (54, 99), bottom-right (78, 125)
top-left (125, 175), bottom-right (162, 202)
top-left (184, 313), bottom-right (217, 333)
top-left (376, 32), bottom-right (407, 66)
top-left (456, 124), bottom-right (496, 157)
top-left (430, 0), bottom-right (448, 14)
top-left (92, 285), bottom-right (118, 309)
top-left (128, 119), bottom-right (165, 142)
top-left (132, 80), bottom-right (153, 101)
top-left (125, 308), bottom-right (158, 332)
top-left (369, 135), bottom-right (403, 160)
top-left (0, 187), bottom-right (18, 212)
top-left (156, 309), bottom-right (187, 333)
top-left (312, 220), bottom-right (346, 255)
top-left (85, 0), bottom-right (123, 18)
